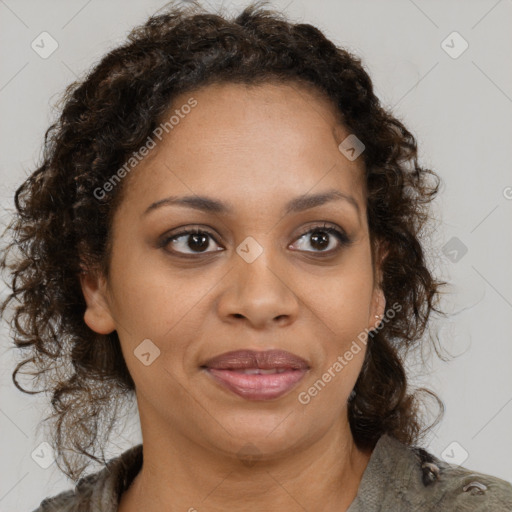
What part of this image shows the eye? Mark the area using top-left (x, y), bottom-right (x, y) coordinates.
top-left (160, 228), bottom-right (223, 256)
top-left (290, 222), bottom-right (352, 255)
top-left (159, 222), bottom-right (352, 258)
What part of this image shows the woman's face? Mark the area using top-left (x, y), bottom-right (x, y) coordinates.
top-left (82, 81), bottom-right (385, 458)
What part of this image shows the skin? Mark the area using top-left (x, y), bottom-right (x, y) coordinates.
top-left (80, 81), bottom-right (387, 512)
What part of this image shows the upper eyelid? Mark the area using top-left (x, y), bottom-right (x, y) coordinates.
top-left (295, 222), bottom-right (347, 236)
top-left (166, 222), bottom-right (346, 239)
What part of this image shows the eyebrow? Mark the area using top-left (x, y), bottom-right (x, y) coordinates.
top-left (142, 188), bottom-right (360, 217)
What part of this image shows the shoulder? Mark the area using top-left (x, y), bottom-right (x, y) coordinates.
top-left (359, 434), bottom-right (512, 511)
top-left (31, 469), bottom-right (112, 512)
top-left (31, 444), bottom-right (143, 512)
top-left (31, 471), bottom-right (103, 512)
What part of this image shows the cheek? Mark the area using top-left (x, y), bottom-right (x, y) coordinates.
top-left (107, 249), bottom-right (203, 339)
top-left (107, 255), bottom-right (219, 384)
top-left (295, 260), bottom-right (374, 338)
top-left (298, 342), bottom-right (366, 418)
top-left (291, 261), bottom-right (374, 398)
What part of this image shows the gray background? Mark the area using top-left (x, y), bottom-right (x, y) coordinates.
top-left (1, 0), bottom-right (511, 510)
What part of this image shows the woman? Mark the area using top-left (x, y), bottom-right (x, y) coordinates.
top-left (1, 1), bottom-right (511, 511)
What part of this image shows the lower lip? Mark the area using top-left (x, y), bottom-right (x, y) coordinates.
top-left (204, 368), bottom-right (309, 400)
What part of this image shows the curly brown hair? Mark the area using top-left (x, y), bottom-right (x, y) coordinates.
top-left (0, 0), bottom-right (446, 482)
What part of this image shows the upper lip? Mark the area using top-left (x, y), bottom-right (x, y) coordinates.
top-left (201, 349), bottom-right (310, 370)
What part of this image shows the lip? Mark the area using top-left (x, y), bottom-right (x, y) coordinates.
top-left (201, 349), bottom-right (310, 401)
top-left (201, 349), bottom-right (310, 370)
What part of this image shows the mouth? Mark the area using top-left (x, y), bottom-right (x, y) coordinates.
top-left (200, 349), bottom-right (310, 401)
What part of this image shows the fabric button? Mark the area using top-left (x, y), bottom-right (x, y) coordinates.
top-left (462, 481), bottom-right (488, 495)
top-left (421, 461), bottom-right (440, 485)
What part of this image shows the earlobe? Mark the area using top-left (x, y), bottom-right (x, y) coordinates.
top-left (79, 270), bottom-right (116, 335)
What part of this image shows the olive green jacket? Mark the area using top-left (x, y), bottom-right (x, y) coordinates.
top-left (32, 434), bottom-right (512, 511)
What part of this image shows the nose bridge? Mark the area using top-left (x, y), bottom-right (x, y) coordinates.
top-left (239, 247), bottom-right (283, 296)
top-left (219, 237), bottom-right (299, 326)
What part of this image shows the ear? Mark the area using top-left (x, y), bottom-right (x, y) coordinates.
top-left (368, 241), bottom-right (388, 332)
top-left (79, 269), bottom-right (116, 335)
top-left (368, 287), bottom-right (386, 332)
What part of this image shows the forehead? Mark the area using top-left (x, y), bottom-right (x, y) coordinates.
top-left (117, 81), bottom-right (366, 215)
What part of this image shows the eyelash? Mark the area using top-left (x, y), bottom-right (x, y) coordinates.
top-left (159, 222), bottom-right (352, 259)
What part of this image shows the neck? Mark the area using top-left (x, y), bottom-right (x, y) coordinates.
top-left (119, 403), bottom-right (372, 512)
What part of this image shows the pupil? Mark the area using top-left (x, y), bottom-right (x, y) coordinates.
top-left (311, 231), bottom-right (329, 250)
top-left (189, 233), bottom-right (209, 252)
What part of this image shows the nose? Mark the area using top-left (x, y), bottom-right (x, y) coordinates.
top-left (216, 249), bottom-right (300, 329)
